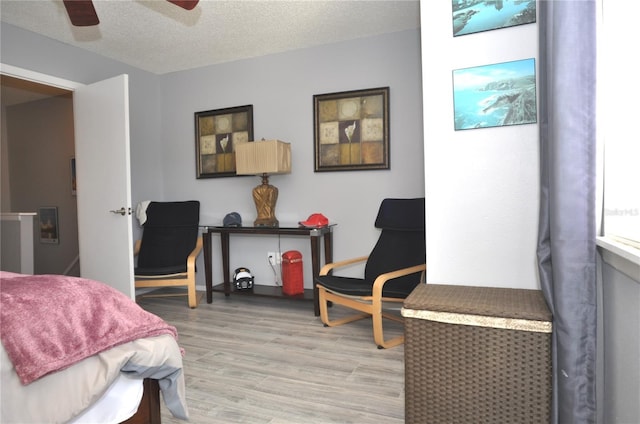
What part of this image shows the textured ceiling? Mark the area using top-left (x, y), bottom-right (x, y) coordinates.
top-left (1, 0), bottom-right (421, 75)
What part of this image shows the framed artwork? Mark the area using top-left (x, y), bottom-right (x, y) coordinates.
top-left (39, 207), bottom-right (59, 244)
top-left (314, 87), bottom-right (390, 172)
top-left (453, 0), bottom-right (536, 37)
top-left (453, 58), bottom-right (537, 131)
top-left (195, 105), bottom-right (254, 178)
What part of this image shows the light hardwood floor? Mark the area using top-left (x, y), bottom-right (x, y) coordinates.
top-left (137, 292), bottom-right (406, 424)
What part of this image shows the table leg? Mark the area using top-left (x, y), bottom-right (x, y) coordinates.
top-left (321, 230), bottom-right (335, 313)
top-left (324, 230), bottom-right (333, 268)
top-left (221, 232), bottom-right (231, 296)
top-left (309, 235), bottom-right (321, 316)
top-left (203, 231), bottom-right (213, 303)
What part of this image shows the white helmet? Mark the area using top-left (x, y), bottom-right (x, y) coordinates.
top-left (233, 267), bottom-right (254, 290)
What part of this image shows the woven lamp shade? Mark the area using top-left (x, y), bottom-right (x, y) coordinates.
top-left (235, 140), bottom-right (291, 175)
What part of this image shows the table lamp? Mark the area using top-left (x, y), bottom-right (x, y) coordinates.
top-left (235, 139), bottom-right (291, 227)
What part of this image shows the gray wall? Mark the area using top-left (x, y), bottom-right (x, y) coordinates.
top-left (1, 23), bottom-right (425, 286)
top-left (4, 95), bottom-right (79, 274)
top-left (1, 23), bottom-right (166, 213)
top-left (159, 29), bottom-right (424, 285)
top-left (598, 253), bottom-right (640, 424)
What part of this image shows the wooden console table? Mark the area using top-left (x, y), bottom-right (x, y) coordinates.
top-left (202, 224), bottom-right (335, 316)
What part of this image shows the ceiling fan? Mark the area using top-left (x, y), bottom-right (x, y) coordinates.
top-left (62, 0), bottom-right (199, 27)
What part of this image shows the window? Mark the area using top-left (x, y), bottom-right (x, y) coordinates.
top-left (598, 0), bottom-right (640, 251)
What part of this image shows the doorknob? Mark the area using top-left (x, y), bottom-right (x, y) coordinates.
top-left (110, 207), bottom-right (131, 216)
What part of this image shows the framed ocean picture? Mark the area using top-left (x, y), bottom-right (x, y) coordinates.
top-left (452, 0), bottom-right (536, 37)
top-left (452, 58), bottom-right (537, 131)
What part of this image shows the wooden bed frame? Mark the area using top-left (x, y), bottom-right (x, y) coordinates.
top-left (122, 379), bottom-right (161, 424)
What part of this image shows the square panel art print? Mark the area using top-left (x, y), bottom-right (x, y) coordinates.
top-left (195, 105), bottom-right (253, 178)
top-left (313, 87), bottom-right (389, 172)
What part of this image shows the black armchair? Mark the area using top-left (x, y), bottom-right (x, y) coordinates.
top-left (315, 198), bottom-right (426, 348)
top-left (134, 201), bottom-right (203, 308)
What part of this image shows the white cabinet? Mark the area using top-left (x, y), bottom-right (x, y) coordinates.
top-left (1, 212), bottom-right (36, 274)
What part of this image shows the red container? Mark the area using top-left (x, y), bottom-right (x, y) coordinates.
top-left (281, 250), bottom-right (304, 295)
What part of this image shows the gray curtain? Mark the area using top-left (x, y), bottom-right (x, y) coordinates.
top-left (537, 1), bottom-right (598, 423)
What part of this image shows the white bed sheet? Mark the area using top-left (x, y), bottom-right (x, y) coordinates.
top-left (69, 373), bottom-right (144, 424)
top-left (0, 335), bottom-right (188, 423)
top-left (0, 272), bottom-right (187, 423)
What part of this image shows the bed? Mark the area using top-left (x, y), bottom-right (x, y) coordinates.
top-left (0, 271), bottom-right (189, 423)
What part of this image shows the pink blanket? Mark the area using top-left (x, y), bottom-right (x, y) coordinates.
top-left (0, 272), bottom-right (177, 385)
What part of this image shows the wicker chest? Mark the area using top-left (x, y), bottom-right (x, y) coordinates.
top-left (402, 284), bottom-right (553, 424)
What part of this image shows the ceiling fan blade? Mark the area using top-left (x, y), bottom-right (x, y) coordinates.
top-left (63, 0), bottom-right (99, 26)
top-left (166, 0), bottom-right (199, 11)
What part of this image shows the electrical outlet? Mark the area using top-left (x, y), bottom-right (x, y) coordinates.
top-left (267, 251), bottom-right (281, 266)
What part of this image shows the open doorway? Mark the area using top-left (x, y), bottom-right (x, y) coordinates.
top-left (1, 75), bottom-right (80, 275)
top-left (2, 66), bottom-right (135, 297)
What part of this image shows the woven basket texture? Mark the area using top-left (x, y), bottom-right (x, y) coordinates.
top-left (404, 284), bottom-right (552, 424)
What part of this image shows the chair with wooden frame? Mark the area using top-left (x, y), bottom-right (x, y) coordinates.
top-left (134, 201), bottom-right (203, 308)
top-left (315, 198), bottom-right (426, 349)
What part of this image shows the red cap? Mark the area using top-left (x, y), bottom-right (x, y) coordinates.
top-left (299, 213), bottom-right (329, 227)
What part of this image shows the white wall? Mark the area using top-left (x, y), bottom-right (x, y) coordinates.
top-left (159, 30), bottom-right (425, 287)
top-left (420, 1), bottom-right (540, 289)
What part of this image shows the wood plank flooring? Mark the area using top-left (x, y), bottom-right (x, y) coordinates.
top-left (137, 292), bottom-right (406, 424)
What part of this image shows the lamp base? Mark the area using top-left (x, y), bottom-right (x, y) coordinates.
top-left (254, 217), bottom-right (279, 227)
top-left (252, 174), bottom-right (279, 227)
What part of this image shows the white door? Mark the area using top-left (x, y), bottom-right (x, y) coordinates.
top-left (74, 75), bottom-right (134, 298)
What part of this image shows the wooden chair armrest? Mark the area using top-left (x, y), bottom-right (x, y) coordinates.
top-left (372, 263), bottom-right (427, 298)
top-left (320, 255), bottom-right (369, 276)
top-left (186, 236), bottom-right (203, 272)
